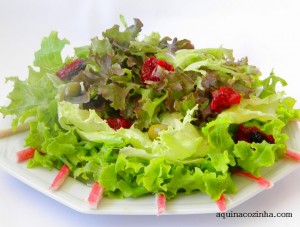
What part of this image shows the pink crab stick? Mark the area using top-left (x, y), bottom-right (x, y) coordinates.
top-left (88, 182), bottom-right (104, 209)
top-left (216, 193), bottom-right (227, 212)
top-left (285, 149), bottom-right (300, 162)
top-left (16, 147), bottom-right (35, 163)
top-left (233, 170), bottom-right (272, 188)
top-left (49, 164), bottom-right (70, 191)
top-left (157, 193), bottom-right (166, 216)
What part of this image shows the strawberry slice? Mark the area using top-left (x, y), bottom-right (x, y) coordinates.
top-left (49, 164), bottom-right (70, 191)
top-left (286, 149), bottom-right (300, 162)
top-left (233, 170), bottom-right (272, 188)
top-left (216, 193), bottom-right (227, 212)
top-left (157, 193), bottom-right (166, 216)
top-left (88, 182), bottom-right (104, 209)
top-left (16, 147), bottom-right (35, 163)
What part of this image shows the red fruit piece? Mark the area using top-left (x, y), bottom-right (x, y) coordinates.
top-left (56, 58), bottom-right (86, 80)
top-left (106, 117), bottom-right (132, 130)
top-left (234, 125), bottom-right (275, 144)
top-left (210, 86), bottom-right (241, 113)
top-left (141, 56), bottom-right (174, 84)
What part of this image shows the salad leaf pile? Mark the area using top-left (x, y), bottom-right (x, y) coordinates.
top-left (1, 17), bottom-right (300, 202)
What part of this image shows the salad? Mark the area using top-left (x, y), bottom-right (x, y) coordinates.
top-left (1, 17), bottom-right (300, 214)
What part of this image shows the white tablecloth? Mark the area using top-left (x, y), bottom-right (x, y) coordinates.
top-left (1, 0), bottom-right (300, 226)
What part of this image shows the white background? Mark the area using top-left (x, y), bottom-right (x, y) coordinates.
top-left (1, 0), bottom-right (300, 226)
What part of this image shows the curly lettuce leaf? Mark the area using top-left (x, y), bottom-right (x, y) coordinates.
top-left (0, 31), bottom-right (69, 127)
top-left (174, 48), bottom-right (234, 70)
top-left (118, 106), bottom-right (207, 162)
top-left (174, 48), bottom-right (261, 97)
top-left (233, 141), bottom-right (277, 176)
top-left (0, 73), bottom-right (58, 128)
top-left (151, 106), bottom-right (207, 161)
top-left (98, 154), bottom-right (236, 200)
top-left (102, 18), bottom-right (143, 49)
top-left (134, 89), bottom-right (168, 129)
top-left (58, 100), bottom-right (125, 146)
top-left (259, 71), bottom-right (287, 98)
top-left (58, 100), bottom-right (114, 133)
top-left (25, 103), bottom-right (84, 170)
top-left (207, 93), bottom-right (283, 126)
top-left (33, 31), bottom-right (69, 74)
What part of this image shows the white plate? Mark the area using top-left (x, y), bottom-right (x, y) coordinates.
top-left (0, 121), bottom-right (300, 215)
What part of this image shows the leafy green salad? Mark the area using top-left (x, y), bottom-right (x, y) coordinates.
top-left (1, 17), bottom-right (300, 204)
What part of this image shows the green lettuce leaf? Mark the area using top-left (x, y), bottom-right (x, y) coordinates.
top-left (233, 141), bottom-right (277, 176)
top-left (0, 32), bottom-right (69, 127)
top-left (98, 154), bottom-right (236, 200)
top-left (33, 31), bottom-right (69, 74)
top-left (134, 89), bottom-right (168, 129)
top-left (58, 100), bottom-right (114, 133)
top-left (151, 107), bottom-right (207, 161)
top-left (58, 100), bottom-right (125, 146)
top-left (259, 71), bottom-right (287, 98)
top-left (204, 93), bottom-right (283, 128)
